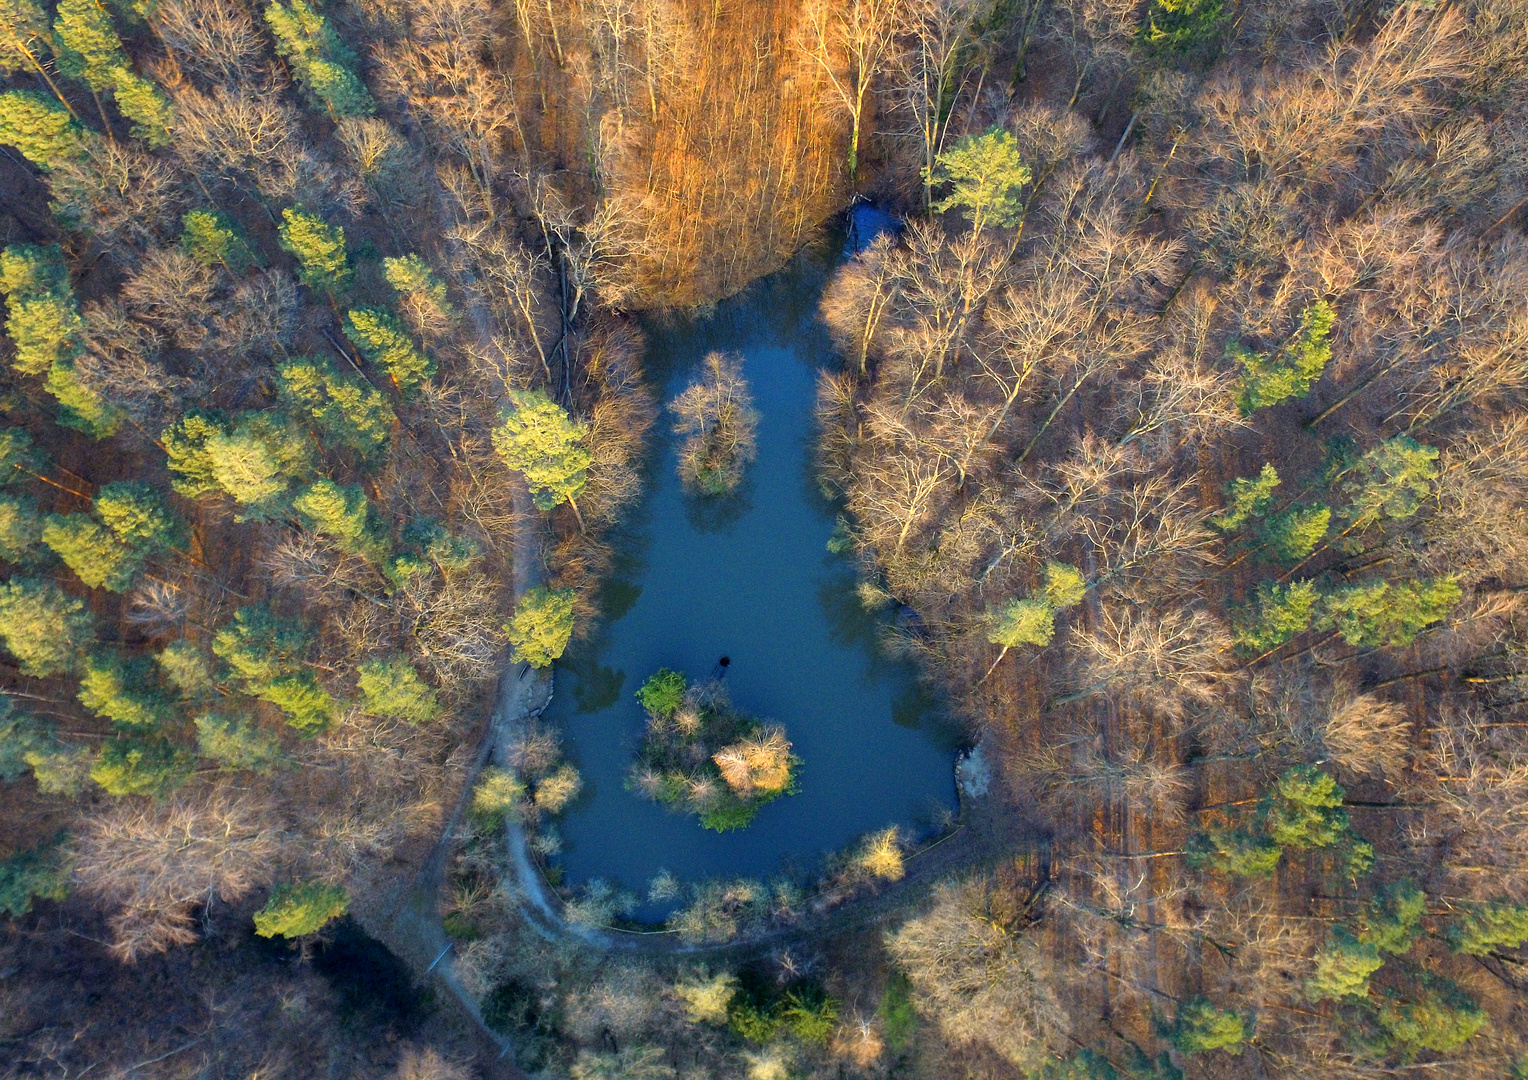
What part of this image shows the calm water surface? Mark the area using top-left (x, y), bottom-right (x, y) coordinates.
top-left (547, 236), bottom-right (957, 917)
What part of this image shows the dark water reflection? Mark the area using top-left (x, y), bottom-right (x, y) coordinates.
top-left (546, 236), bottom-right (958, 920)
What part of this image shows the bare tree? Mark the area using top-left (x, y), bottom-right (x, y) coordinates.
top-left (73, 786), bottom-right (283, 961)
top-left (151, 0), bottom-right (264, 87)
top-left (799, 0), bottom-right (903, 181)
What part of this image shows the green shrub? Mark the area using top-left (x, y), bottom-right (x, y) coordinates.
top-left (470, 768), bottom-right (525, 826)
top-left (878, 973), bottom-right (917, 1053)
top-left (480, 979), bottom-right (541, 1034)
top-left (636, 668), bottom-right (687, 717)
top-left (781, 986), bottom-right (839, 1044)
top-left (1140, 0), bottom-right (1225, 56)
top-left (1032, 1051), bottom-right (1119, 1080)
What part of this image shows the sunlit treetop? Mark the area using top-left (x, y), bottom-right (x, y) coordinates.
top-left (927, 126), bottom-right (1032, 233)
top-left (492, 389), bottom-right (592, 515)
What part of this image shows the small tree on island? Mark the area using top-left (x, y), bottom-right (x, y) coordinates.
top-left (669, 352), bottom-right (758, 496)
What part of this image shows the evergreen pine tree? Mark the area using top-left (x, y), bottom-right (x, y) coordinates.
top-left (1170, 998), bottom-right (1246, 1054)
top-left (492, 389), bottom-right (592, 519)
top-left (0, 243), bottom-right (82, 375)
top-left (0, 0), bottom-right (79, 120)
top-left (1318, 578), bottom-right (1461, 647)
top-left (1232, 301), bottom-right (1336, 413)
top-left (292, 479), bottom-right (387, 560)
top-left (1306, 928), bottom-right (1384, 1001)
top-left (77, 648), bottom-right (176, 727)
top-left (1374, 979), bottom-right (1488, 1055)
top-left (0, 493), bottom-right (42, 563)
top-left (0, 576), bottom-right (93, 675)
top-left (382, 253), bottom-right (455, 331)
top-left (253, 879), bottom-right (349, 937)
top-left (262, 0), bottom-right (373, 118)
top-left (356, 655), bottom-right (442, 724)
top-left (1211, 463), bottom-right (1280, 532)
top-left (195, 713), bottom-right (284, 772)
top-left (180, 209), bottom-right (254, 271)
top-left (277, 208), bottom-right (351, 294)
top-left (1448, 901), bottom-right (1528, 956)
top-left (212, 604), bottom-right (336, 732)
top-left (0, 838), bottom-right (68, 916)
top-left (0, 89), bottom-right (85, 167)
top-left (1340, 437), bottom-right (1440, 532)
top-left (1259, 505), bottom-right (1330, 562)
top-left (42, 481), bottom-right (177, 592)
top-left (342, 307), bottom-right (434, 389)
top-left (90, 733), bottom-right (191, 796)
top-left (105, 64), bottom-right (171, 145)
top-left (927, 126), bottom-right (1032, 234)
top-left (505, 585), bottom-right (576, 668)
top-left (277, 356), bottom-right (394, 454)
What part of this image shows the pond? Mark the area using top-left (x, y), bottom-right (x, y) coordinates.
top-left (547, 222), bottom-right (958, 920)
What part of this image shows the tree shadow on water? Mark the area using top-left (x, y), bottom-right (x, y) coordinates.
top-left (569, 655), bottom-right (626, 713)
top-left (817, 571), bottom-right (886, 654)
top-left (683, 479), bottom-right (754, 534)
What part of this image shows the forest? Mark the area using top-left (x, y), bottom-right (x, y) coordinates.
top-left (2, 0), bottom-right (1528, 1076)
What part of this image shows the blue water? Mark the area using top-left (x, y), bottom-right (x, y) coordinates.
top-left (546, 236), bottom-right (957, 918)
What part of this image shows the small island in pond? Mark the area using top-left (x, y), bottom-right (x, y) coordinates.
top-left (628, 667), bottom-right (798, 832)
top-left (668, 352), bottom-right (758, 496)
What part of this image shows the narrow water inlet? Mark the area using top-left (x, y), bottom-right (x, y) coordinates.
top-left (545, 230), bottom-right (960, 921)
